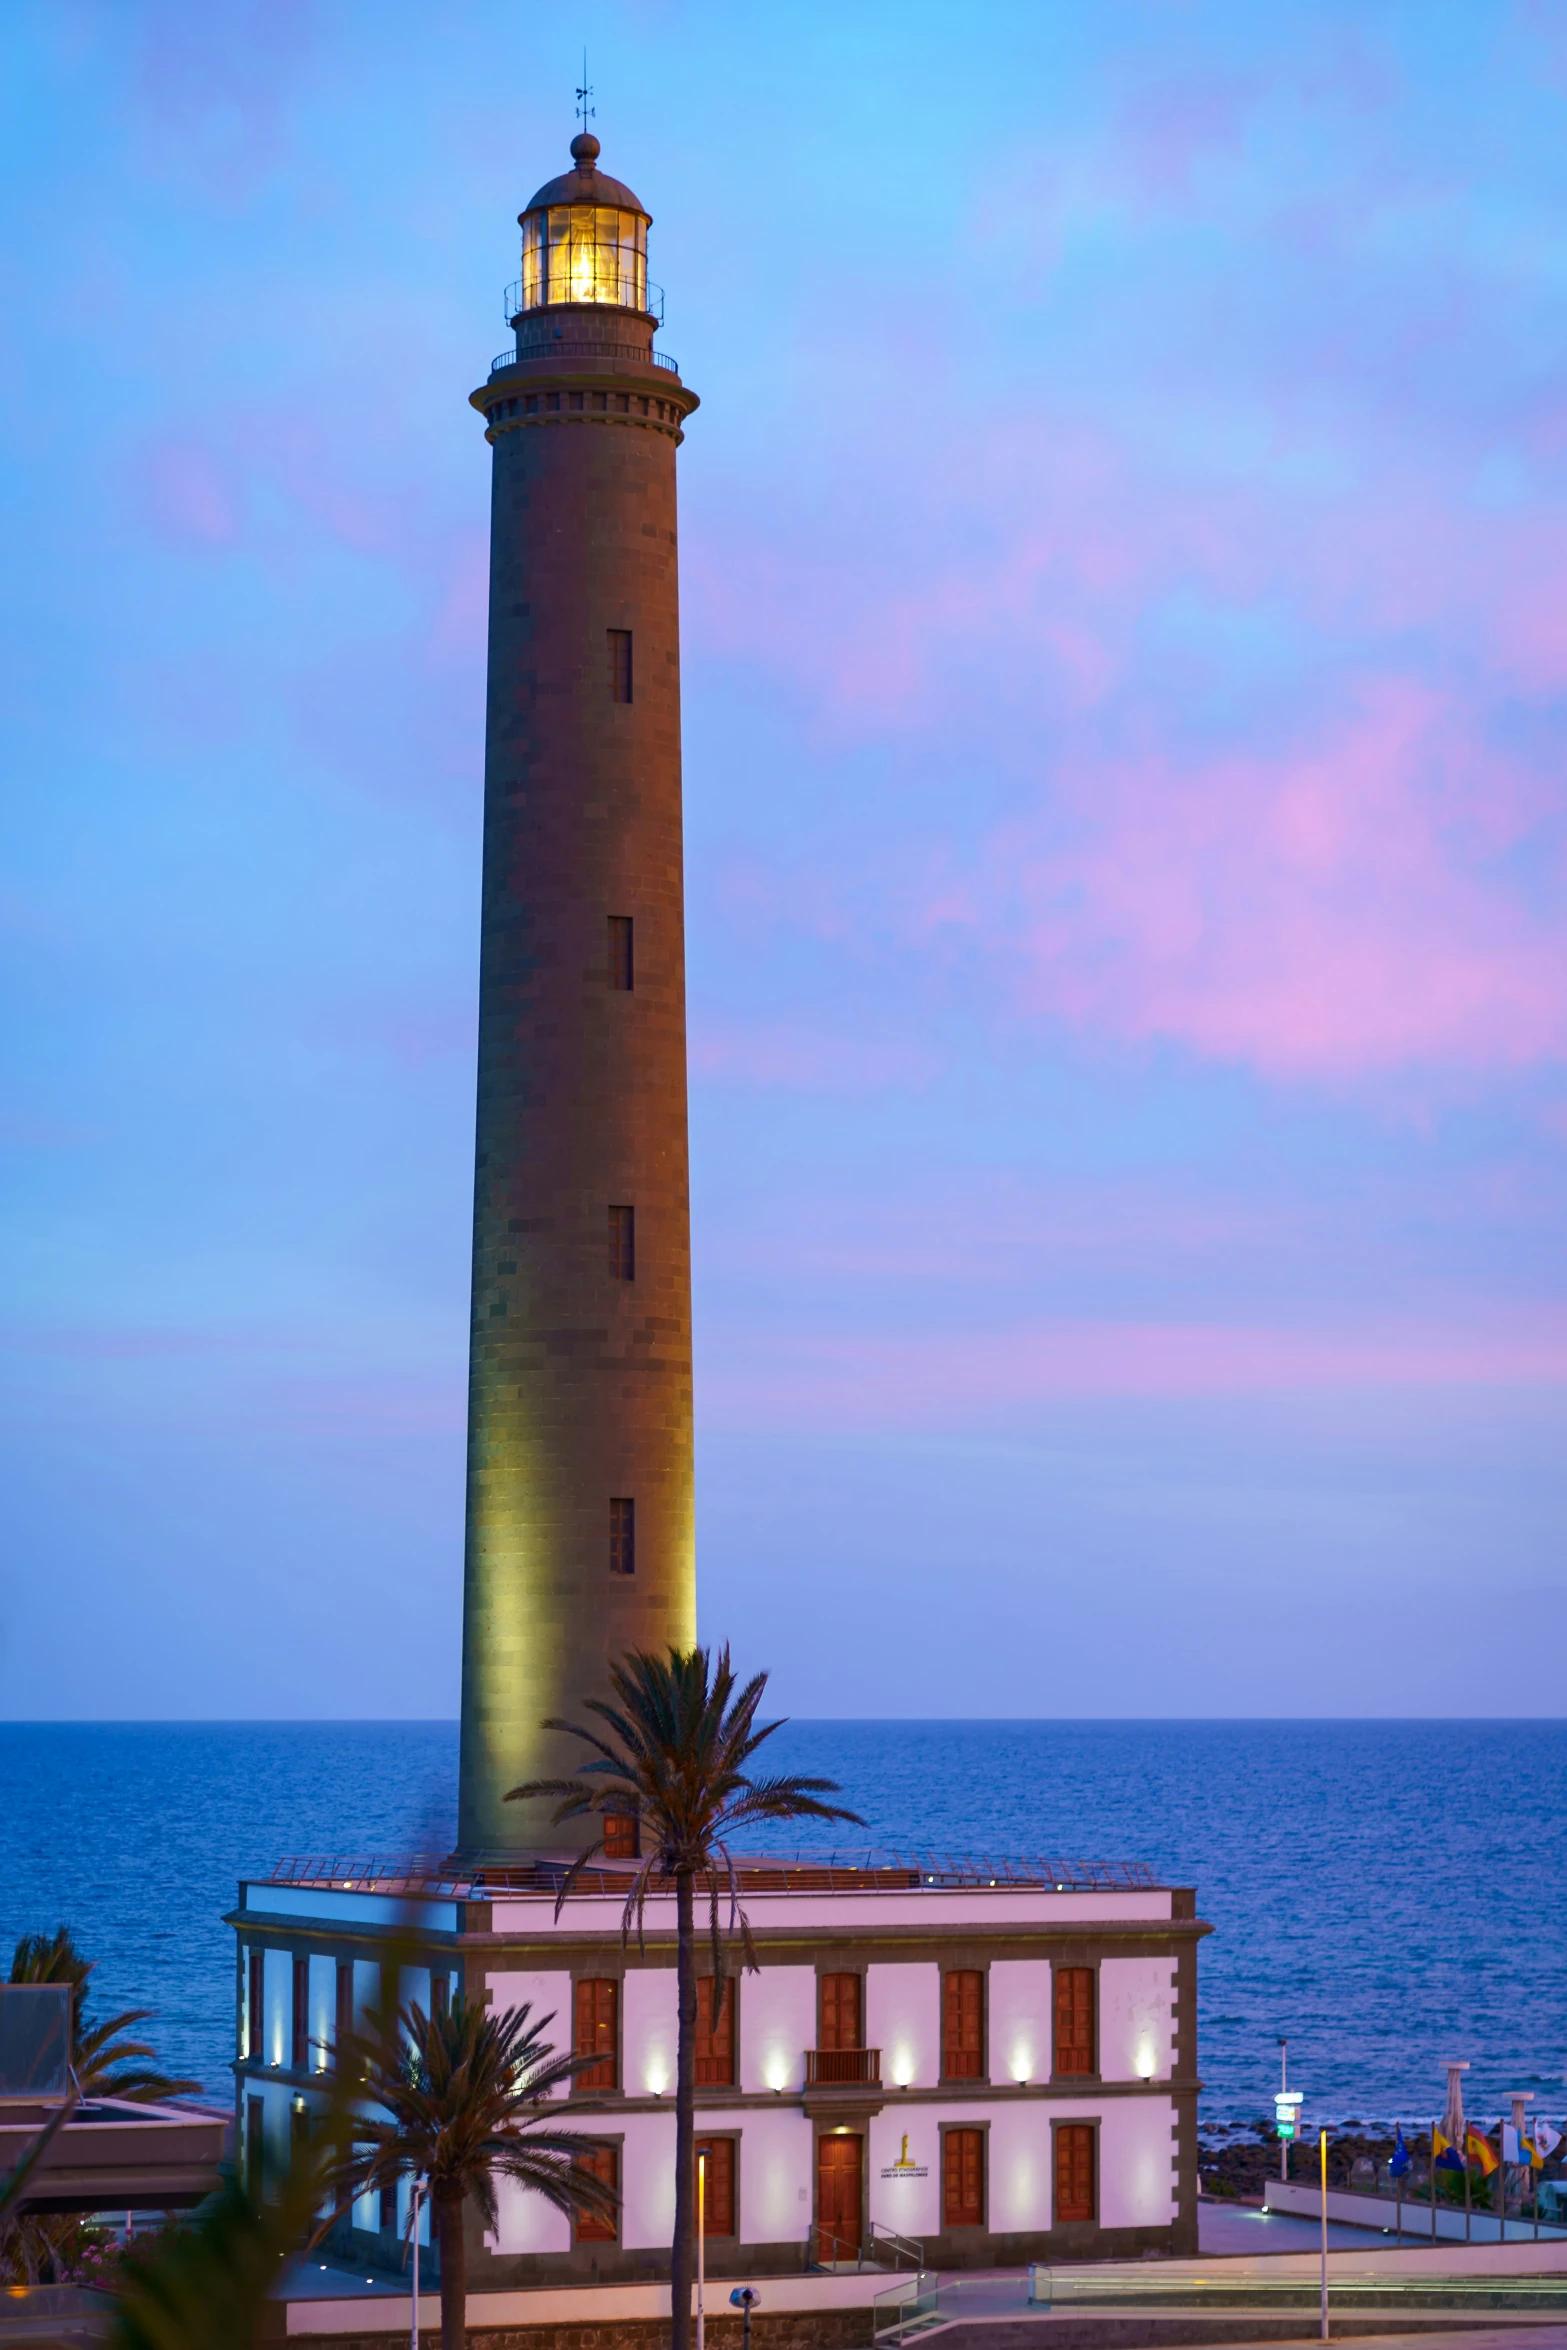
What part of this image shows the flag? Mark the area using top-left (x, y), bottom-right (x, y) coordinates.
top-left (1433, 2125), bottom-right (1464, 2172)
top-left (1390, 2126), bottom-right (1411, 2179)
top-left (1502, 2123), bottom-right (1529, 2166)
top-left (1466, 2128), bottom-right (1499, 2176)
top-left (1534, 2120), bottom-right (1562, 2162)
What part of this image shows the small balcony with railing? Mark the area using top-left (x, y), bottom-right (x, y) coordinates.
top-left (804, 2043), bottom-right (883, 2114)
top-left (805, 2045), bottom-right (881, 2087)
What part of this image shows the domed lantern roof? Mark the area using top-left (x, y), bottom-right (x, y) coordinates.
top-left (521, 132), bottom-right (650, 224)
top-left (515, 134), bottom-right (653, 316)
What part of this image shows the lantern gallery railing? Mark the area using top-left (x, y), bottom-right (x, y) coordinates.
top-left (504, 270), bottom-right (665, 324)
top-left (805, 2047), bottom-right (882, 2087)
top-left (489, 343), bottom-right (680, 377)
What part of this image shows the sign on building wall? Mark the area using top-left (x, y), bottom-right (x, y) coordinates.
top-left (880, 2133), bottom-right (930, 2180)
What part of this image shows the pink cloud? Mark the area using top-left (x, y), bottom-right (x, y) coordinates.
top-left (945, 680), bottom-right (1567, 1077)
top-left (701, 1311), bottom-right (1567, 1432)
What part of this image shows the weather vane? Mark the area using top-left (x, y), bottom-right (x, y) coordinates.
top-left (575, 51), bottom-right (594, 134)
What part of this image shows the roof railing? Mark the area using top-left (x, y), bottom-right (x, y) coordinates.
top-left (261, 1847), bottom-right (1159, 1898)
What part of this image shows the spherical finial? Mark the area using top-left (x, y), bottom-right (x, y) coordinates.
top-left (570, 131), bottom-right (600, 167)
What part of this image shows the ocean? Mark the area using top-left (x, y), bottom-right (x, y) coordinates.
top-left (2, 1719), bottom-right (1561, 2136)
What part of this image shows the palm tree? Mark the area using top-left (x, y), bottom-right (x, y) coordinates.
top-left (327, 1991), bottom-right (617, 2350)
top-left (507, 1644), bottom-right (862, 2350)
top-left (9, 1928), bottom-right (199, 2104)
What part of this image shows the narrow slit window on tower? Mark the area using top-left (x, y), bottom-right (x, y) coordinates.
top-left (608, 628), bottom-right (633, 703)
top-left (608, 1204), bottom-right (635, 1281)
top-left (608, 914), bottom-right (634, 990)
top-left (610, 1496), bottom-right (635, 1576)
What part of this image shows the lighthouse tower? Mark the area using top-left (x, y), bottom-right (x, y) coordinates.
top-left (229, 143), bottom-right (1205, 2275)
top-left (456, 133), bottom-right (700, 1857)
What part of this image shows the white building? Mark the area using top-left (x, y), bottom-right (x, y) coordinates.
top-left (230, 1848), bottom-right (1205, 2281)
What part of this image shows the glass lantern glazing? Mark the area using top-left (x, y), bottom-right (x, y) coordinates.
top-left (519, 206), bottom-right (648, 312)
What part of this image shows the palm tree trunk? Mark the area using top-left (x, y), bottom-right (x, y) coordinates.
top-left (670, 1866), bottom-right (696, 2350)
top-left (435, 2181), bottom-right (467, 2350)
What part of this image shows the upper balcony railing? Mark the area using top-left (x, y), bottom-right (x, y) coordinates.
top-left (489, 342), bottom-right (680, 378)
top-left (505, 276), bottom-right (664, 326)
top-left (805, 2046), bottom-right (881, 2087)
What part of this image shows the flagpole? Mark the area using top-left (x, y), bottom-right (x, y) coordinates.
top-left (1430, 2122), bottom-right (1436, 2242)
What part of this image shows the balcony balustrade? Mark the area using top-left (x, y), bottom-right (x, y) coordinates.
top-left (805, 2046), bottom-right (881, 2087)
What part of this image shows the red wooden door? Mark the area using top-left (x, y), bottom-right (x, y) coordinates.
top-left (816, 2133), bottom-right (863, 2263)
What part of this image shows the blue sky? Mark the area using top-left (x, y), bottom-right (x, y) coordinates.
top-left (4, 0), bottom-right (1567, 1717)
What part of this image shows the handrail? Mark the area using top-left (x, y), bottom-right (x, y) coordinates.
top-left (489, 343), bottom-right (680, 377)
top-left (869, 2219), bottom-right (924, 2269)
top-left (873, 2271), bottom-right (939, 2344)
top-left (809, 2225), bottom-right (869, 2272)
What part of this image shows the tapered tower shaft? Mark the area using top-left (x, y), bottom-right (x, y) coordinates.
top-left (457, 135), bottom-right (698, 1856)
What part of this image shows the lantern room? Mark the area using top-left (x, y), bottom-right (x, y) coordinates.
top-left (513, 132), bottom-right (653, 320)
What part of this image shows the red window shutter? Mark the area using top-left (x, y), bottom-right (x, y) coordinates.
top-left (819, 1973), bottom-right (861, 2051)
top-left (602, 1811), bottom-right (639, 1859)
top-left (575, 1978), bottom-right (618, 2090)
top-left (573, 2143), bottom-right (618, 2242)
top-left (694, 2136), bottom-right (736, 2236)
top-left (943, 2129), bottom-right (983, 2227)
top-left (1053, 1968), bottom-right (1095, 2078)
top-left (943, 1970), bottom-right (983, 2080)
top-left (1056, 2124), bottom-right (1094, 2223)
top-left (695, 1978), bottom-right (736, 2086)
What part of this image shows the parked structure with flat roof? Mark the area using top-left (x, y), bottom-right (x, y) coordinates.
top-left (230, 1851), bottom-right (1204, 2280)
